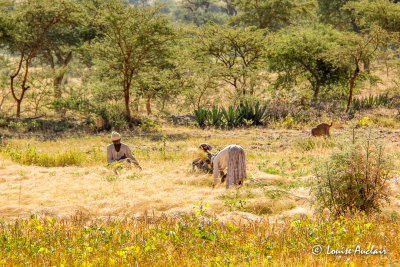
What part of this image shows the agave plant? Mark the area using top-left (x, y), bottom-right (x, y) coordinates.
top-left (237, 101), bottom-right (267, 126)
top-left (193, 106), bottom-right (208, 128)
top-left (222, 106), bottom-right (240, 128)
top-left (351, 93), bottom-right (391, 111)
top-left (208, 105), bottom-right (223, 127)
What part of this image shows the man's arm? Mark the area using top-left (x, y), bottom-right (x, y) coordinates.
top-left (107, 146), bottom-right (114, 164)
top-left (125, 145), bottom-right (142, 169)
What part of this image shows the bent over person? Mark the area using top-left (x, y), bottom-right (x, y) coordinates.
top-left (107, 131), bottom-right (142, 170)
top-left (212, 144), bottom-right (246, 189)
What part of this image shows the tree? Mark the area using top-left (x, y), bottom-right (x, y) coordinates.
top-left (317, 0), bottom-right (360, 31)
top-left (91, 0), bottom-right (175, 122)
top-left (232, 0), bottom-right (312, 30)
top-left (344, 0), bottom-right (400, 33)
top-left (39, 1), bottom-right (96, 111)
top-left (196, 24), bottom-right (265, 98)
top-left (2, 0), bottom-right (79, 118)
top-left (329, 27), bottom-right (393, 112)
top-left (265, 25), bottom-right (351, 103)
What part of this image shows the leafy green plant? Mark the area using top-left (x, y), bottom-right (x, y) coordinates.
top-left (224, 198), bottom-right (248, 212)
top-left (104, 175), bottom-right (119, 182)
top-left (193, 106), bottom-right (208, 128)
top-left (207, 105), bottom-right (223, 127)
top-left (351, 93), bottom-right (391, 111)
top-left (237, 101), bottom-right (267, 125)
top-left (138, 117), bottom-right (159, 132)
top-left (126, 173), bottom-right (143, 180)
top-left (221, 106), bottom-right (240, 128)
top-left (26, 120), bottom-right (40, 131)
top-left (158, 135), bottom-right (170, 160)
top-left (8, 121), bottom-right (27, 132)
top-left (312, 129), bottom-right (393, 216)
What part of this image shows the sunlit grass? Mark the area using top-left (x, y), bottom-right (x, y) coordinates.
top-left (0, 212), bottom-right (398, 266)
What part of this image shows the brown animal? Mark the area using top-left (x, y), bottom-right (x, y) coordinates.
top-left (311, 122), bottom-right (333, 137)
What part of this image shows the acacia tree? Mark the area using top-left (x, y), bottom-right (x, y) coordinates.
top-left (39, 2), bottom-right (96, 108)
top-left (232, 0), bottom-right (312, 30)
top-left (330, 27), bottom-right (393, 112)
top-left (91, 0), bottom-right (175, 122)
top-left (196, 24), bottom-right (265, 97)
top-left (345, 0), bottom-right (400, 33)
top-left (265, 25), bottom-right (351, 103)
top-left (3, 0), bottom-right (78, 118)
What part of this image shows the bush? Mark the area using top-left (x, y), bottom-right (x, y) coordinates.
top-left (312, 129), bottom-right (393, 216)
top-left (8, 121), bottom-right (27, 132)
top-left (138, 117), bottom-right (159, 132)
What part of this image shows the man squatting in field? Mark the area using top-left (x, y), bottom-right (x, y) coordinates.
top-left (212, 144), bottom-right (246, 189)
top-left (107, 131), bottom-right (142, 170)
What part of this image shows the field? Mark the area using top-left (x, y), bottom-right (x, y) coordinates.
top-left (0, 124), bottom-right (400, 265)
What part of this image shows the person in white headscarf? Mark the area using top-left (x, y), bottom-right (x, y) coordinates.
top-left (107, 131), bottom-right (142, 169)
top-left (212, 144), bottom-right (246, 189)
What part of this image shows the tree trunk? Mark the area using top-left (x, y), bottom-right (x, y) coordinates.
top-left (16, 100), bottom-right (21, 118)
top-left (54, 75), bottom-right (64, 99)
top-left (346, 65), bottom-right (360, 113)
top-left (124, 86), bottom-right (131, 122)
top-left (312, 81), bottom-right (321, 103)
top-left (226, 145), bottom-right (246, 189)
top-left (146, 95), bottom-right (152, 115)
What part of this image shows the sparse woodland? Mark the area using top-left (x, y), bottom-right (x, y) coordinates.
top-left (0, 0), bottom-right (400, 129)
top-left (1, 0), bottom-right (400, 265)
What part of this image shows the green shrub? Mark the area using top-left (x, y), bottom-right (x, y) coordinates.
top-left (26, 120), bottom-right (41, 131)
top-left (207, 105), bottom-right (223, 127)
top-left (138, 117), bottom-right (159, 132)
top-left (312, 129), bottom-right (393, 216)
top-left (221, 106), bottom-right (240, 128)
top-left (193, 106), bottom-right (208, 128)
top-left (8, 121), bottom-right (27, 132)
top-left (237, 101), bottom-right (267, 126)
top-left (351, 93), bottom-right (391, 111)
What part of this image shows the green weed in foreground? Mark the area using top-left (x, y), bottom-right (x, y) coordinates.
top-left (0, 214), bottom-right (398, 266)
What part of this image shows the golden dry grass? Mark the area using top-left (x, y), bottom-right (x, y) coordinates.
top-left (0, 125), bottom-right (399, 224)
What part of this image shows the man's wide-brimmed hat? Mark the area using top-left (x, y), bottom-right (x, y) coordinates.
top-left (111, 131), bottom-right (121, 141)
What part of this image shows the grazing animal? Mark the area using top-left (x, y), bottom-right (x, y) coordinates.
top-left (311, 122), bottom-right (333, 137)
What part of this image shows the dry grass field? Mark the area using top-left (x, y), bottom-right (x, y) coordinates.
top-left (1, 124), bottom-right (400, 221)
top-left (1, 124), bottom-right (400, 265)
